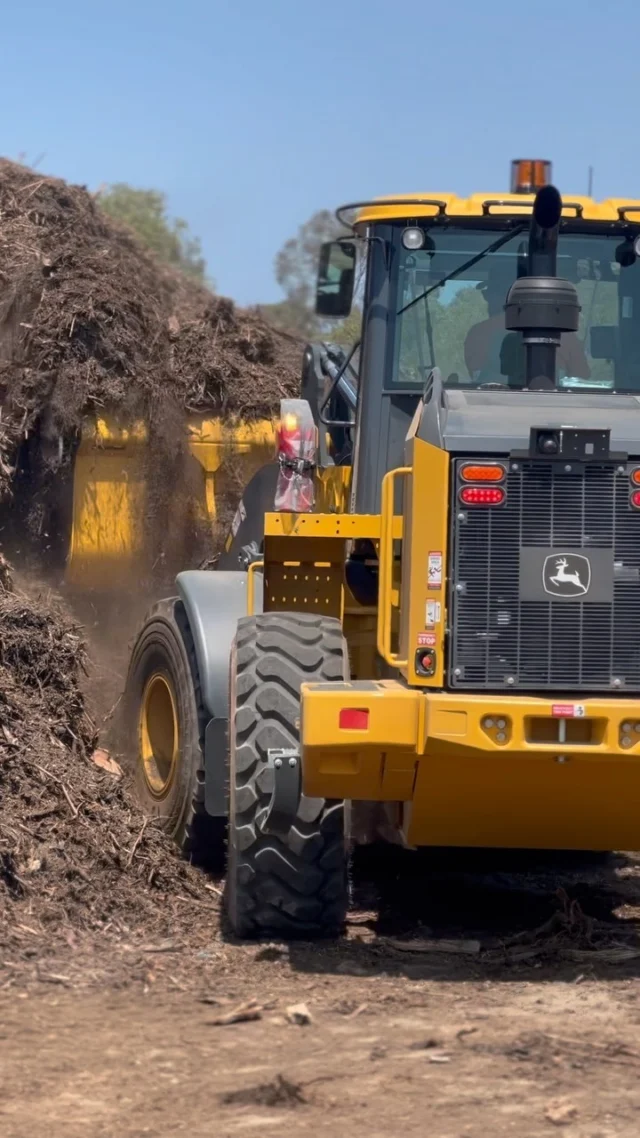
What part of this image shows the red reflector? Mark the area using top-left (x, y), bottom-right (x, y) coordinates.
top-left (631, 490), bottom-right (640, 508)
top-left (460, 463), bottom-right (505, 483)
top-left (339, 708), bottom-right (369, 730)
top-left (460, 486), bottom-right (505, 506)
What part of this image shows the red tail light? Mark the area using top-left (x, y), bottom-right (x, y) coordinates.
top-left (631, 490), bottom-right (640, 509)
top-left (459, 486), bottom-right (505, 506)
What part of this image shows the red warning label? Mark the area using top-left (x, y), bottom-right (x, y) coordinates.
top-left (551, 703), bottom-right (586, 718)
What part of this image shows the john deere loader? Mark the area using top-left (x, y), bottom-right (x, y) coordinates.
top-left (123, 159), bottom-right (640, 937)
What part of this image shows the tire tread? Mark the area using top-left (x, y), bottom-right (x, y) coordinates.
top-left (226, 613), bottom-right (348, 938)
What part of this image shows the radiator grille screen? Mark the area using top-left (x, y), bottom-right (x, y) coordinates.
top-left (449, 461), bottom-right (640, 691)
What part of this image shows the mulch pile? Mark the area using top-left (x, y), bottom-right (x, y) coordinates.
top-left (0, 161), bottom-right (305, 984)
top-left (0, 574), bottom-right (221, 988)
top-left (0, 157), bottom-right (301, 501)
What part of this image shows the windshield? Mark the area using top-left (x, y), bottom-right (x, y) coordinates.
top-left (391, 226), bottom-right (640, 392)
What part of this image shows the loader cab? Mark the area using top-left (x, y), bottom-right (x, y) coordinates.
top-left (318, 161), bottom-right (640, 514)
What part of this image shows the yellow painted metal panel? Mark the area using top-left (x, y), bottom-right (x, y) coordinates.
top-left (420, 692), bottom-right (640, 756)
top-left (315, 466), bottom-right (352, 513)
top-left (66, 449), bottom-right (146, 588)
top-left (301, 679), bottom-right (423, 797)
top-left (303, 751), bottom-right (385, 801)
top-left (300, 683), bottom-right (640, 849)
top-left (264, 512), bottom-right (402, 539)
top-left (354, 192), bottom-right (640, 225)
top-left (402, 438), bottom-right (449, 686)
top-left (301, 679), bottom-right (423, 751)
top-left (67, 414), bottom-right (274, 587)
top-left (406, 752), bottom-right (640, 850)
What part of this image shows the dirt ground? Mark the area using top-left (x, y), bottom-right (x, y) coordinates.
top-left (3, 577), bottom-right (640, 1136)
top-left (3, 847), bottom-right (640, 1137)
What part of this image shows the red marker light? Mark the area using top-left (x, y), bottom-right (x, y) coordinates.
top-left (459, 486), bottom-right (506, 506)
top-left (339, 708), bottom-right (369, 730)
top-left (631, 490), bottom-right (640, 509)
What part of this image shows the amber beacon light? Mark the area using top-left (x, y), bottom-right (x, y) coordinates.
top-left (510, 159), bottom-right (552, 194)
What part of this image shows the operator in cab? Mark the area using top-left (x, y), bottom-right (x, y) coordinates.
top-left (464, 263), bottom-right (590, 385)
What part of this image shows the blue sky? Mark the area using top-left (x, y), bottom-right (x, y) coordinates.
top-left (2, 0), bottom-right (639, 304)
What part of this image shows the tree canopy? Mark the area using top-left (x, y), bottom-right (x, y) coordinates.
top-left (98, 184), bottom-right (208, 284)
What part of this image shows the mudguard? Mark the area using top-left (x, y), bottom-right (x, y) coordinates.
top-left (176, 568), bottom-right (264, 816)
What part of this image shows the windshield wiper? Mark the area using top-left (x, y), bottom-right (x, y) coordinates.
top-left (397, 225), bottom-right (527, 317)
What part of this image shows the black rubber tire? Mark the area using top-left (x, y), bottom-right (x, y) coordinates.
top-left (225, 612), bottom-right (349, 939)
top-left (122, 597), bottom-right (224, 863)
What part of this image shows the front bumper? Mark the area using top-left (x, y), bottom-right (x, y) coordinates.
top-left (299, 682), bottom-right (640, 850)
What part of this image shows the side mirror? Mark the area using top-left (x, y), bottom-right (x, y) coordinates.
top-left (315, 241), bottom-right (356, 318)
top-left (590, 325), bottom-right (617, 360)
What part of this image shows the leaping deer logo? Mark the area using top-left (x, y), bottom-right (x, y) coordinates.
top-left (543, 554), bottom-right (590, 598)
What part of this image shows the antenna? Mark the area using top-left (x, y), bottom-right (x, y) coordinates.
top-left (587, 166), bottom-right (594, 197)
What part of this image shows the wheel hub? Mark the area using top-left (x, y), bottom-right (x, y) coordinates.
top-left (140, 672), bottom-right (179, 797)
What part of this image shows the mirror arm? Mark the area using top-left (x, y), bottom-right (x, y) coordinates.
top-left (318, 341), bottom-right (360, 427)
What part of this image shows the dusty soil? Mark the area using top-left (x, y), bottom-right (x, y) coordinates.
top-left (3, 574), bottom-right (640, 1134)
top-left (3, 850), bottom-right (640, 1136)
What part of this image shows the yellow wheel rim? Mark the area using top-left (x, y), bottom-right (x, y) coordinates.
top-left (139, 672), bottom-right (179, 798)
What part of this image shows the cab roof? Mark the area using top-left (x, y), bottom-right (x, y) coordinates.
top-left (348, 193), bottom-right (640, 226)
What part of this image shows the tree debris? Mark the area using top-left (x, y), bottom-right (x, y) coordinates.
top-left (386, 937), bottom-right (482, 955)
top-left (286, 1002), bottom-right (313, 1026)
top-left (91, 749), bottom-right (123, 778)
top-left (544, 1099), bottom-right (579, 1126)
top-left (211, 1000), bottom-right (263, 1026)
top-left (221, 1074), bottom-right (306, 1109)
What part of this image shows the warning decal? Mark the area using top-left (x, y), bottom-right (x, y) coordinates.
top-left (428, 551), bottom-right (442, 589)
top-left (551, 704), bottom-right (586, 718)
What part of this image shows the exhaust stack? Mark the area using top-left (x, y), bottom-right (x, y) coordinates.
top-left (505, 186), bottom-right (580, 389)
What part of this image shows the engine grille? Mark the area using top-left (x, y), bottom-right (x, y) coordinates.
top-left (449, 460), bottom-right (640, 691)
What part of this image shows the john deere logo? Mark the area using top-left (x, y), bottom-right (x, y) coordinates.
top-left (542, 554), bottom-right (591, 598)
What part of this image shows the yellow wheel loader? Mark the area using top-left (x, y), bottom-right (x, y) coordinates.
top-left (123, 159), bottom-right (640, 937)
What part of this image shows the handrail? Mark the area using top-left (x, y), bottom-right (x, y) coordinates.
top-left (618, 205), bottom-right (640, 222)
top-left (247, 560), bottom-right (264, 616)
top-left (482, 198), bottom-right (584, 217)
top-left (377, 467), bottom-right (411, 668)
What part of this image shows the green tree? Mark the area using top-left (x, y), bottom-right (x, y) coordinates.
top-left (275, 209), bottom-right (343, 328)
top-left (98, 184), bottom-right (208, 284)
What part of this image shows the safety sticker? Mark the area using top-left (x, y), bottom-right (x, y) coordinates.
top-left (425, 600), bottom-right (441, 627)
top-left (417, 632), bottom-right (436, 648)
top-left (552, 703), bottom-right (586, 718)
top-left (428, 551), bottom-right (442, 589)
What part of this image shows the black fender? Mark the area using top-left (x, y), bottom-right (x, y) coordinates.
top-left (176, 569), bottom-right (263, 816)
